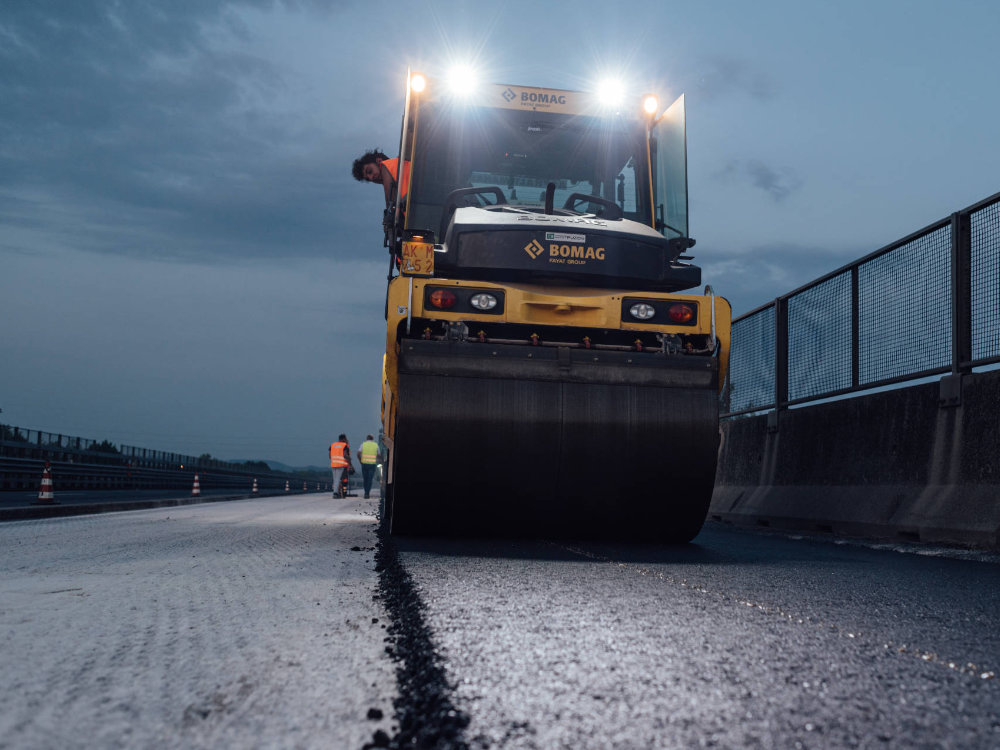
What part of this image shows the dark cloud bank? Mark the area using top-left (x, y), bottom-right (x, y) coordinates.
top-left (0, 1), bottom-right (363, 263)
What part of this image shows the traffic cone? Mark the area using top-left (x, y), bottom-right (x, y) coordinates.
top-left (192, 474), bottom-right (201, 496)
top-left (34, 462), bottom-right (56, 505)
top-left (251, 478), bottom-right (258, 494)
top-left (303, 482), bottom-right (307, 491)
top-left (284, 480), bottom-right (289, 492)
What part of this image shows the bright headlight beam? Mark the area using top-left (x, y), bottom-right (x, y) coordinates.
top-left (596, 78), bottom-right (626, 108)
top-left (447, 65), bottom-right (478, 96)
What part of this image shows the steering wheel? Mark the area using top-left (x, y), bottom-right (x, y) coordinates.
top-left (439, 187), bottom-right (508, 240)
top-left (562, 192), bottom-right (623, 220)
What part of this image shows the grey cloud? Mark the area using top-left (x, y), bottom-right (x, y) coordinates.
top-left (686, 56), bottom-right (776, 102)
top-left (716, 159), bottom-right (803, 202)
top-left (700, 242), bottom-right (864, 316)
top-left (0, 1), bottom-right (369, 263)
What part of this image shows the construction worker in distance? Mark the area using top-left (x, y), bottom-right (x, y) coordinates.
top-left (329, 434), bottom-right (353, 499)
top-left (352, 148), bottom-right (410, 206)
top-left (358, 434), bottom-right (382, 500)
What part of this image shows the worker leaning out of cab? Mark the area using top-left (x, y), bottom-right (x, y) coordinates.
top-left (329, 434), bottom-right (353, 499)
top-left (352, 148), bottom-right (410, 205)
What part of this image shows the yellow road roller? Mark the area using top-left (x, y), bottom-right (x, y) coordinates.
top-left (378, 71), bottom-right (730, 541)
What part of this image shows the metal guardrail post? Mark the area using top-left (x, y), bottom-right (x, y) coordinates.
top-left (940, 209), bottom-right (973, 408)
top-left (950, 210), bottom-right (973, 375)
top-left (851, 266), bottom-right (860, 389)
top-left (769, 296), bottom-right (789, 432)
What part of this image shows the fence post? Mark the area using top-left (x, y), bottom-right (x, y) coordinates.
top-left (950, 210), bottom-right (972, 375)
top-left (770, 296), bottom-right (789, 432)
top-left (851, 266), bottom-right (860, 389)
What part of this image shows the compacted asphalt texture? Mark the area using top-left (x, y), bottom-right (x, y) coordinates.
top-left (1, 492), bottom-right (998, 749)
top-left (388, 529), bottom-right (1000, 749)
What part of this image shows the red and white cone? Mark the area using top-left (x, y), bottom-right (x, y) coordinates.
top-left (34, 462), bottom-right (56, 505)
top-left (251, 478), bottom-right (259, 495)
top-left (284, 480), bottom-right (289, 492)
top-left (192, 473), bottom-right (201, 496)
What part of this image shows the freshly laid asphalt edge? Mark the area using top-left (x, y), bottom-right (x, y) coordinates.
top-left (368, 520), bottom-right (471, 750)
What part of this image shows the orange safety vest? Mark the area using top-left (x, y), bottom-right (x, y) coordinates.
top-left (382, 158), bottom-right (410, 198)
top-left (329, 441), bottom-right (349, 468)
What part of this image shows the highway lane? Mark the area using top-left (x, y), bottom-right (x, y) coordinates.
top-left (394, 527), bottom-right (1000, 749)
top-left (2, 493), bottom-right (998, 749)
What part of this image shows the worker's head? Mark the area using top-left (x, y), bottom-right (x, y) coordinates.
top-left (366, 434), bottom-right (374, 441)
top-left (352, 148), bottom-right (388, 183)
top-left (338, 433), bottom-right (347, 442)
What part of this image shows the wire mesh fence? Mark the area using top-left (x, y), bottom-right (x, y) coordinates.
top-left (788, 271), bottom-right (852, 401)
top-left (723, 192), bottom-right (1000, 418)
top-left (727, 305), bottom-right (776, 413)
top-left (971, 199), bottom-right (1000, 363)
top-left (857, 224), bottom-right (952, 384)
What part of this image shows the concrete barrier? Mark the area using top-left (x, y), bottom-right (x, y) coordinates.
top-left (710, 368), bottom-right (1000, 550)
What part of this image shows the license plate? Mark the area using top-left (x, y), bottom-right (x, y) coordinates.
top-left (401, 241), bottom-right (434, 277)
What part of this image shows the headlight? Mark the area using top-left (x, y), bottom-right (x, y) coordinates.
top-left (470, 293), bottom-right (498, 311)
top-left (629, 302), bottom-right (656, 320)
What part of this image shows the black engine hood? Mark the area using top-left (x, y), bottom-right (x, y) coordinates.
top-left (437, 207), bottom-right (700, 292)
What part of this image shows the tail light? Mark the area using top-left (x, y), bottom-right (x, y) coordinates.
top-left (668, 303), bottom-right (694, 323)
top-left (429, 289), bottom-right (457, 309)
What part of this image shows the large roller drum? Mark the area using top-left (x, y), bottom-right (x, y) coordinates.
top-left (384, 339), bottom-right (719, 542)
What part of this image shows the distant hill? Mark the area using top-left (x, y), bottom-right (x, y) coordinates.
top-left (224, 459), bottom-right (328, 475)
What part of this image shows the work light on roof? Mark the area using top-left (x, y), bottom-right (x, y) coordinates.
top-left (596, 78), bottom-right (626, 108)
top-left (642, 94), bottom-right (659, 116)
top-left (446, 65), bottom-right (478, 96)
top-left (410, 72), bottom-right (427, 93)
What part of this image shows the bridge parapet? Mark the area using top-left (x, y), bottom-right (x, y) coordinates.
top-left (716, 191), bottom-right (1000, 550)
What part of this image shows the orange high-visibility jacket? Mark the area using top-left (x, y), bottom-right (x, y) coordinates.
top-left (329, 441), bottom-right (349, 468)
top-left (382, 158), bottom-right (410, 199)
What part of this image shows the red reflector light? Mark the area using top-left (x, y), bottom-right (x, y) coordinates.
top-left (668, 303), bottom-right (694, 323)
top-left (429, 289), bottom-right (457, 309)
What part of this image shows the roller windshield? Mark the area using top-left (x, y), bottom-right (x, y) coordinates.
top-left (406, 100), bottom-right (651, 238)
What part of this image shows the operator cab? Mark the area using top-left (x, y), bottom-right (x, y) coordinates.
top-left (393, 79), bottom-right (698, 292)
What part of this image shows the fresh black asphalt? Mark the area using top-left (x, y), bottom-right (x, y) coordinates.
top-left (376, 523), bottom-right (1000, 748)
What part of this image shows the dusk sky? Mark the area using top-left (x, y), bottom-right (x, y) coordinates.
top-left (2, 0), bottom-right (998, 467)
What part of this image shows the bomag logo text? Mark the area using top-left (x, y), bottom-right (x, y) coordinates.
top-left (522, 92), bottom-right (568, 105)
top-left (550, 244), bottom-right (605, 260)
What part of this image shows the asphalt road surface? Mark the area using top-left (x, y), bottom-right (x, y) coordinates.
top-left (393, 531), bottom-right (999, 749)
top-left (0, 493), bottom-right (394, 749)
top-left (1, 494), bottom-right (997, 749)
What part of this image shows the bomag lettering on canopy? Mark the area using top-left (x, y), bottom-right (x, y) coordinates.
top-left (378, 73), bottom-right (731, 542)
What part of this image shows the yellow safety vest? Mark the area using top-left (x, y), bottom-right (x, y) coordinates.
top-left (360, 441), bottom-right (379, 464)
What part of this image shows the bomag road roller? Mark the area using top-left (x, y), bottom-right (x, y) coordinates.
top-left (378, 70), bottom-right (730, 542)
